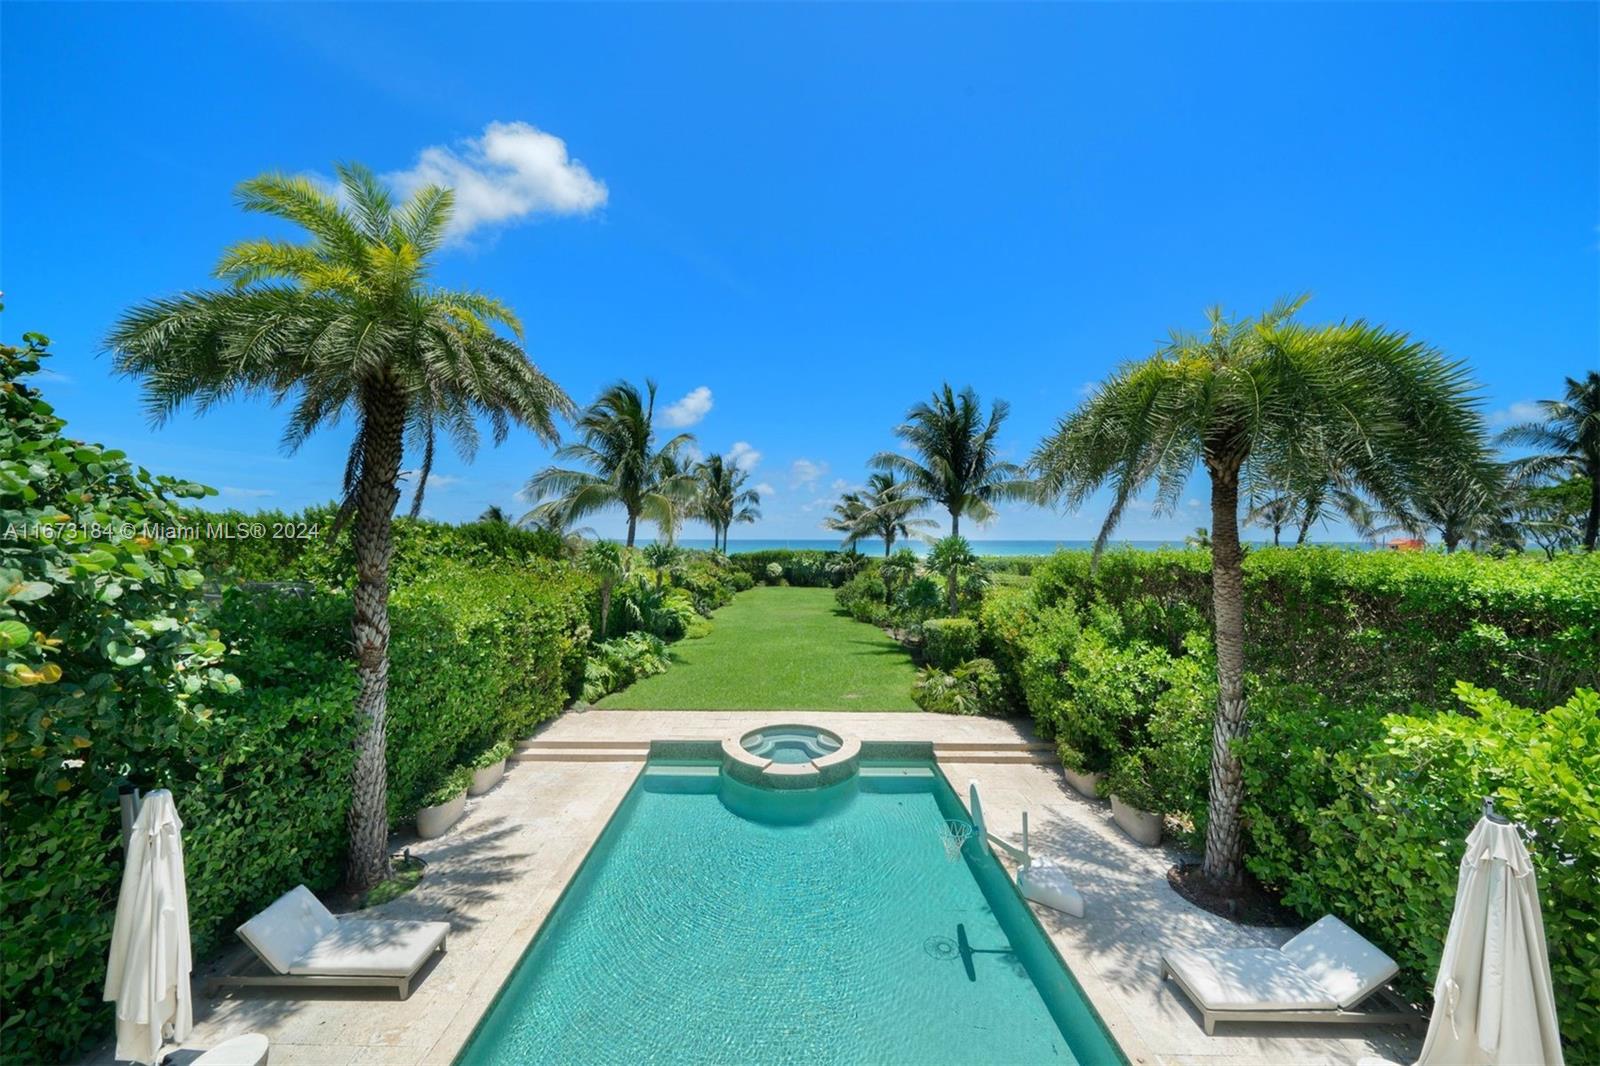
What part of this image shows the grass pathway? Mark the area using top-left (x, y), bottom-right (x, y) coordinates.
top-left (595, 586), bottom-right (919, 710)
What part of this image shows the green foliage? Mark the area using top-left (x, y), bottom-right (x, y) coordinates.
top-left (581, 632), bottom-right (671, 703)
top-left (1240, 685), bottom-right (1600, 1059)
top-left (730, 549), bottom-right (845, 587)
top-left (912, 658), bottom-right (1006, 716)
top-left (420, 765), bottom-right (473, 809)
top-left (897, 575), bottom-right (942, 622)
top-left (182, 503), bottom-right (565, 590)
top-left (474, 739), bottom-right (515, 768)
top-left (1028, 546), bottom-right (1599, 709)
top-left (836, 570), bottom-right (891, 625)
top-left (922, 617), bottom-right (979, 669)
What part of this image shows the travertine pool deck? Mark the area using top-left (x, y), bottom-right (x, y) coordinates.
top-left (99, 709), bottom-right (1421, 1065)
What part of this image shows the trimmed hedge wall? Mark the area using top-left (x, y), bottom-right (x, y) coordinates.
top-left (980, 546), bottom-right (1600, 1057)
top-left (1, 560), bottom-right (589, 1063)
top-left (1027, 546), bottom-right (1598, 708)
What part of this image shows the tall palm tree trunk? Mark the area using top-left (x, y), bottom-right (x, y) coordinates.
top-left (1201, 463), bottom-right (1249, 887)
top-left (949, 509), bottom-right (960, 538)
top-left (1586, 472), bottom-right (1598, 551)
top-left (626, 514), bottom-right (637, 548)
top-left (346, 383), bottom-right (405, 893)
top-left (884, 535), bottom-right (893, 558)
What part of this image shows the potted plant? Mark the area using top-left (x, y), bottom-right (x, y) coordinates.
top-left (416, 766), bottom-right (472, 839)
top-left (1106, 753), bottom-right (1163, 847)
top-left (469, 740), bottom-right (514, 796)
top-left (1057, 742), bottom-right (1107, 800)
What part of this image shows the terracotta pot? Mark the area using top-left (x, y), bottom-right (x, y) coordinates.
top-left (416, 790), bottom-right (467, 839)
top-left (468, 759), bottom-right (506, 796)
top-left (1110, 794), bottom-right (1163, 846)
top-left (1062, 768), bottom-right (1106, 800)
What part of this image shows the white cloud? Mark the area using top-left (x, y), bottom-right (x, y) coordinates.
top-left (790, 459), bottom-right (829, 488)
top-left (727, 441), bottom-right (762, 472)
top-left (402, 470), bottom-right (463, 492)
top-left (754, 482), bottom-right (776, 497)
top-left (221, 486), bottom-right (275, 498)
top-left (1489, 400), bottom-right (1544, 427)
top-left (386, 121), bottom-right (608, 242)
top-left (661, 386), bottom-right (713, 428)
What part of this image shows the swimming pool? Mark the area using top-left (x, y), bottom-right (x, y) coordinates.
top-left (457, 756), bottom-right (1124, 1064)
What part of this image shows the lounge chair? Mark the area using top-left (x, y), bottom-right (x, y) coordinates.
top-left (1160, 915), bottom-right (1421, 1035)
top-left (208, 885), bottom-right (448, 1000)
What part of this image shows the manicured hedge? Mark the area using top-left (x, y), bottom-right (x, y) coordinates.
top-left (980, 546), bottom-right (1600, 1057)
top-left (728, 548), bottom-right (843, 587)
top-left (922, 618), bottom-right (979, 669)
top-left (180, 503), bottom-right (566, 589)
top-left (1, 560), bottom-right (589, 1063)
top-left (1240, 684), bottom-right (1600, 1057)
top-left (1028, 546), bottom-right (1599, 709)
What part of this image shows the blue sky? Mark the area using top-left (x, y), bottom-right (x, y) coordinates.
top-left (4, 2), bottom-right (1596, 542)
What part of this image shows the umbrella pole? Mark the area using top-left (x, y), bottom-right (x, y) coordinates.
top-left (118, 786), bottom-right (142, 854)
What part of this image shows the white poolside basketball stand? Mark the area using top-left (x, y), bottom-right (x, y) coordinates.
top-left (966, 779), bottom-right (1085, 918)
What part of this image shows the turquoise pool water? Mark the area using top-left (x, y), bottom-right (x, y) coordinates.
top-left (457, 761), bottom-right (1124, 1065)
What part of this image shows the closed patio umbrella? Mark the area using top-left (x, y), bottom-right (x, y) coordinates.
top-left (104, 789), bottom-right (193, 1065)
top-left (1416, 805), bottom-right (1564, 1066)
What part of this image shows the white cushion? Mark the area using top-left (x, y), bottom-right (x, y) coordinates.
top-left (1163, 947), bottom-right (1340, 1011)
top-left (288, 919), bottom-right (449, 978)
top-left (237, 885), bottom-right (338, 975)
top-left (1280, 915), bottom-right (1398, 1008)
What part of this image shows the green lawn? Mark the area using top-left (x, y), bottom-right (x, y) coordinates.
top-left (595, 586), bottom-right (919, 710)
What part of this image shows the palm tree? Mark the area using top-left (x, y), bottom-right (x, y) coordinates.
top-left (856, 473), bottom-right (935, 556)
top-left (109, 165), bottom-right (571, 892)
top-left (872, 384), bottom-right (1030, 537)
top-left (928, 534), bottom-right (979, 615)
top-left (478, 504), bottom-right (510, 524)
top-left (526, 380), bottom-right (697, 547)
top-left (641, 542), bottom-right (681, 591)
top-left (697, 453), bottom-right (761, 552)
top-left (1031, 298), bottom-right (1486, 890)
top-left (823, 492), bottom-right (870, 550)
top-left (584, 540), bottom-right (627, 639)
top-left (1499, 371), bottom-right (1600, 550)
top-left (1396, 459), bottom-right (1513, 552)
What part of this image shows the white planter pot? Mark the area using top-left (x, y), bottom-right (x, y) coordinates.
top-left (1062, 768), bottom-right (1105, 800)
top-left (416, 790), bottom-right (467, 839)
top-left (468, 759), bottom-right (506, 796)
top-left (1110, 795), bottom-right (1163, 847)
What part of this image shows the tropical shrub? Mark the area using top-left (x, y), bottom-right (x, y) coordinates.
top-left (729, 549), bottom-right (844, 587)
top-left (911, 658), bottom-right (1006, 716)
top-left (897, 575), bottom-right (943, 622)
top-left (923, 618), bottom-right (979, 669)
top-left (419, 765), bottom-right (474, 809)
top-left (1239, 684), bottom-right (1600, 1059)
top-left (473, 739), bottom-right (515, 769)
top-left (581, 632), bottom-right (671, 703)
top-left (836, 571), bottom-right (887, 621)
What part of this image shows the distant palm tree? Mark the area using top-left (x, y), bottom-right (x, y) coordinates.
top-left (872, 384), bottom-right (1030, 537)
top-left (478, 504), bottom-right (510, 524)
top-left (855, 473), bottom-right (935, 556)
top-left (697, 453), bottom-right (761, 552)
top-left (1393, 459), bottom-right (1512, 553)
top-left (1031, 298), bottom-right (1486, 891)
top-left (823, 492), bottom-right (870, 551)
top-left (109, 164), bottom-right (571, 891)
top-left (928, 534), bottom-right (978, 615)
top-left (526, 380), bottom-right (697, 547)
top-left (1500, 371), bottom-right (1600, 551)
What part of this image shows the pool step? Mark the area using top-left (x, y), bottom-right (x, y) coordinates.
top-left (516, 738), bottom-right (646, 750)
top-left (932, 743), bottom-right (1056, 765)
top-left (512, 743), bottom-right (650, 762)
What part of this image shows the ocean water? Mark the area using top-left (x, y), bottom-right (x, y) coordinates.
top-left (667, 538), bottom-right (1185, 557)
top-left (458, 761), bottom-right (1124, 1065)
top-left (660, 537), bottom-right (1365, 556)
